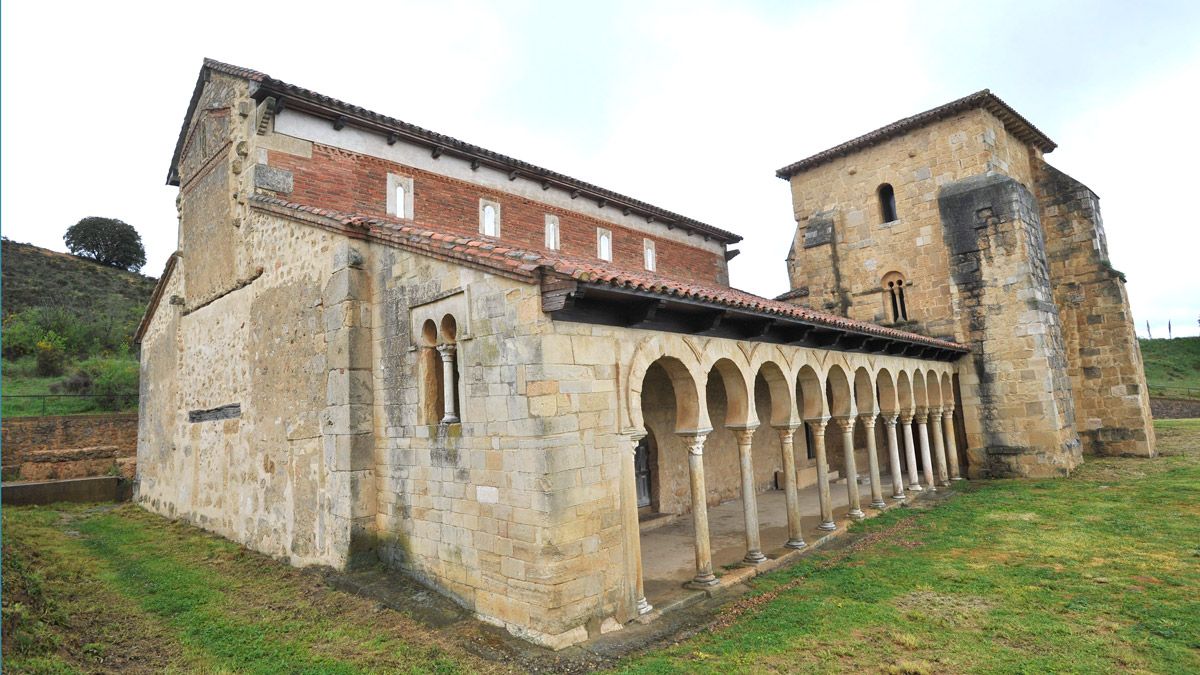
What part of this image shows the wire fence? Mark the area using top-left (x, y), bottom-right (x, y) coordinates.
top-left (1, 393), bottom-right (139, 417)
top-left (1146, 384), bottom-right (1200, 400)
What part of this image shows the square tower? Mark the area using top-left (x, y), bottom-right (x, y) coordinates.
top-left (777, 91), bottom-right (1154, 476)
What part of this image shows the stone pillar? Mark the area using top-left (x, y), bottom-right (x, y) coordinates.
top-left (884, 415), bottom-right (905, 500)
top-left (901, 413), bottom-right (921, 492)
top-left (808, 418), bottom-right (835, 530)
top-left (835, 417), bottom-right (864, 520)
top-left (861, 415), bottom-right (886, 509)
top-left (943, 407), bottom-right (962, 480)
top-left (775, 426), bottom-right (806, 549)
top-left (622, 434), bottom-right (652, 615)
top-left (916, 410), bottom-right (936, 492)
top-left (681, 432), bottom-right (718, 587)
top-left (929, 406), bottom-right (949, 486)
top-left (436, 343), bottom-right (459, 424)
top-left (733, 427), bottom-right (767, 563)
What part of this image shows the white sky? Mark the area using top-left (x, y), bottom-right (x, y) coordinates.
top-left (3, 0), bottom-right (1198, 337)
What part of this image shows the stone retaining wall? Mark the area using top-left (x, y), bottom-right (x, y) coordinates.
top-left (1149, 398), bottom-right (1200, 420)
top-left (1, 413), bottom-right (137, 481)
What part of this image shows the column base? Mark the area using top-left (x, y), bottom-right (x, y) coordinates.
top-left (818, 521), bottom-right (837, 531)
top-left (742, 551), bottom-right (768, 564)
top-left (686, 574), bottom-right (719, 589)
top-left (870, 500), bottom-right (887, 509)
top-left (784, 538), bottom-right (807, 549)
top-left (952, 476), bottom-right (964, 481)
top-left (908, 484), bottom-right (923, 491)
top-left (848, 509), bottom-right (865, 520)
top-left (440, 415), bottom-right (460, 425)
top-left (892, 493), bottom-right (906, 500)
top-left (636, 597), bottom-right (653, 615)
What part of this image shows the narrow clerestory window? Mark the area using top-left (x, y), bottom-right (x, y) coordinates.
top-left (545, 214), bottom-right (560, 250)
top-left (643, 238), bottom-right (656, 271)
top-left (878, 183), bottom-right (898, 223)
top-left (597, 228), bottom-right (612, 262)
top-left (480, 200), bottom-right (500, 237)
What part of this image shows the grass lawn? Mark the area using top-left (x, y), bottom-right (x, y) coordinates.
top-left (4, 420), bottom-right (1199, 673)
top-left (1141, 337), bottom-right (1200, 399)
top-left (1, 357), bottom-right (138, 418)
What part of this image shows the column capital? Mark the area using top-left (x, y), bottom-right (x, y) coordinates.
top-left (806, 416), bottom-right (830, 433)
top-left (625, 431), bottom-right (647, 454)
top-left (833, 415), bottom-right (856, 432)
top-left (913, 407), bottom-right (928, 422)
top-left (858, 413), bottom-right (878, 430)
top-left (942, 406), bottom-right (956, 417)
top-left (882, 413), bottom-right (899, 427)
top-left (677, 431), bottom-right (709, 456)
top-left (928, 405), bottom-right (943, 416)
top-left (731, 427), bottom-right (756, 445)
top-left (899, 412), bottom-right (914, 425)
top-left (435, 342), bottom-right (457, 360)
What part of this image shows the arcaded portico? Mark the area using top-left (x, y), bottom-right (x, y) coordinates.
top-left (615, 333), bottom-right (963, 610)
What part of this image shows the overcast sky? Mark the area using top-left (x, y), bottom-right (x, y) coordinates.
top-left (4, 0), bottom-right (1198, 336)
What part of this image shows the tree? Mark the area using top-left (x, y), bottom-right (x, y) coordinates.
top-left (63, 217), bottom-right (146, 272)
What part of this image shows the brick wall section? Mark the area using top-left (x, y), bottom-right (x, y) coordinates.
top-left (267, 144), bottom-right (727, 285)
top-left (1, 413), bottom-right (138, 481)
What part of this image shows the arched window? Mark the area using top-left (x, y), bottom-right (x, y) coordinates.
top-left (597, 228), bottom-right (612, 262)
top-left (420, 319), bottom-right (443, 424)
top-left (643, 238), bottom-right (656, 271)
top-left (395, 183), bottom-right (406, 217)
top-left (544, 214), bottom-right (560, 250)
top-left (480, 200), bottom-right (500, 237)
top-left (877, 183), bottom-right (898, 223)
top-left (882, 271), bottom-right (908, 322)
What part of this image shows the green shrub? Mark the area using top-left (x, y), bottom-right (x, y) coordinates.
top-left (34, 332), bottom-right (67, 377)
top-left (73, 357), bottom-right (139, 410)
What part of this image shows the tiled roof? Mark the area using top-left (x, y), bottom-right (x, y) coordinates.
top-left (171, 59), bottom-right (741, 244)
top-left (250, 195), bottom-right (967, 352)
top-left (776, 89), bottom-right (1057, 179)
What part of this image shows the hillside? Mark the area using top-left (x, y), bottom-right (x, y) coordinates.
top-left (1141, 336), bottom-right (1200, 398)
top-left (2, 238), bottom-right (157, 318)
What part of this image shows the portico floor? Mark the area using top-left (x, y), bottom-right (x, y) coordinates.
top-left (640, 473), bottom-right (929, 612)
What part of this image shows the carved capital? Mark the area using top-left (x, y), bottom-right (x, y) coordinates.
top-left (806, 417), bottom-right (830, 434)
top-left (833, 416), bottom-right (856, 433)
top-left (942, 407), bottom-right (956, 419)
top-left (899, 413), bottom-right (914, 425)
top-left (627, 432), bottom-right (647, 456)
top-left (435, 343), bottom-right (457, 361)
top-left (679, 432), bottom-right (708, 457)
top-left (859, 414), bottom-right (878, 430)
top-left (773, 425), bottom-right (800, 445)
top-left (882, 414), bottom-right (899, 428)
top-left (732, 428), bottom-right (756, 447)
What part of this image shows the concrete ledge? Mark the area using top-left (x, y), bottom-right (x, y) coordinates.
top-left (2, 476), bottom-right (132, 506)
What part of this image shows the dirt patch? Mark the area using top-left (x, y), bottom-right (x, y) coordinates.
top-left (893, 591), bottom-right (994, 627)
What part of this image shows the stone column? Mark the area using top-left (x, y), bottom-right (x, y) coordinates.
top-left (901, 413), bottom-right (921, 492)
top-left (436, 343), bottom-right (459, 424)
top-left (861, 415), bottom-right (886, 509)
top-left (775, 425), bottom-right (806, 549)
top-left (943, 407), bottom-right (962, 480)
top-left (835, 417), bottom-right (864, 520)
top-left (916, 409), bottom-right (936, 492)
top-left (623, 434), bottom-right (652, 615)
top-left (681, 432), bottom-right (718, 587)
top-left (884, 415), bottom-right (905, 500)
top-left (808, 418), bottom-right (836, 530)
top-left (733, 427), bottom-right (767, 563)
top-left (929, 406), bottom-right (949, 486)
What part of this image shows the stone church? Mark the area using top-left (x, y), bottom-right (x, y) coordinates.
top-left (135, 59), bottom-right (1154, 648)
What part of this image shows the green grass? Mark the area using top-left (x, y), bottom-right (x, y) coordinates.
top-left (1, 505), bottom-right (503, 674)
top-left (0, 358), bottom-right (136, 417)
top-left (1141, 337), bottom-right (1200, 399)
top-left (617, 420), bottom-right (1200, 673)
top-left (4, 422), bottom-right (1199, 673)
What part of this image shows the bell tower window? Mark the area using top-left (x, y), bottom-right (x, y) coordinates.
top-left (878, 183), bottom-right (898, 223)
top-left (882, 271), bottom-right (909, 322)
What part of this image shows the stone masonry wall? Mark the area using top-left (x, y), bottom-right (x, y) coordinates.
top-left (938, 173), bottom-right (1080, 477)
top-left (785, 109), bottom-right (1035, 341)
top-left (1033, 160), bottom-right (1155, 457)
top-left (2, 413), bottom-right (138, 481)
